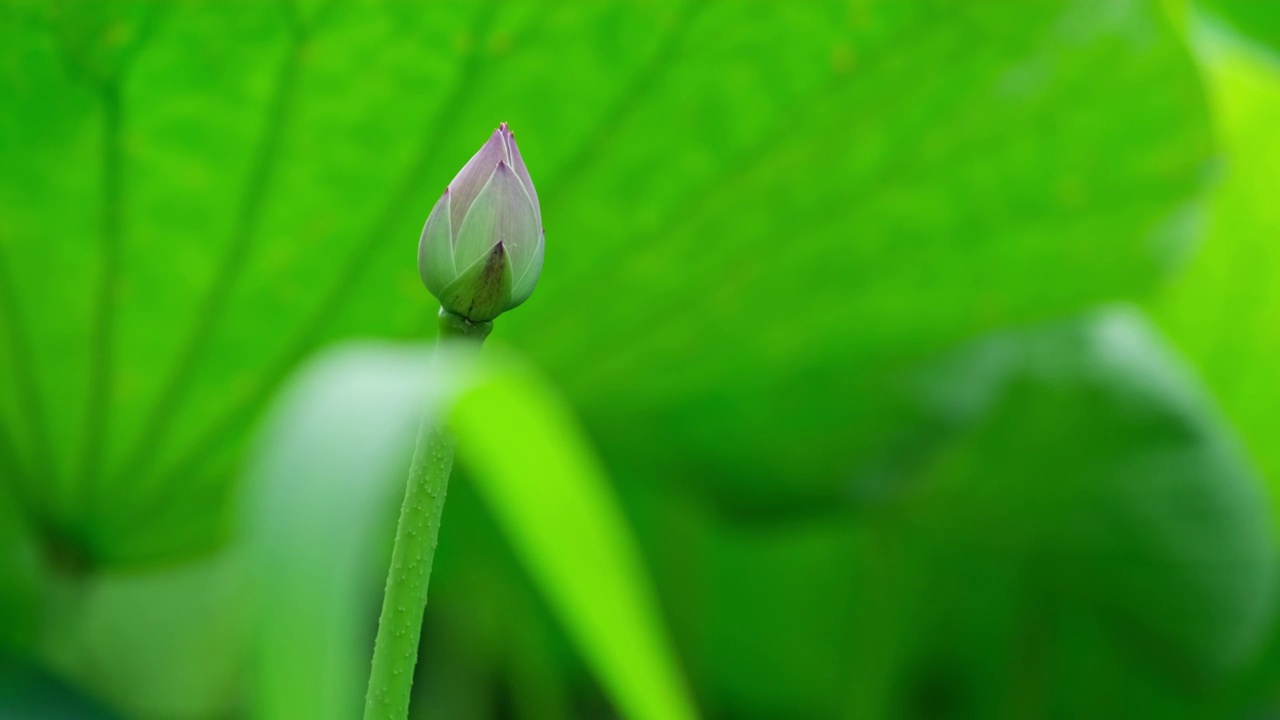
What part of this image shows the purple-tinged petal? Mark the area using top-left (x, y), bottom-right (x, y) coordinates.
top-left (509, 229), bottom-right (543, 309)
top-left (454, 161), bottom-right (538, 274)
top-left (447, 128), bottom-right (504, 236)
top-left (504, 127), bottom-right (540, 227)
top-left (498, 122), bottom-right (516, 163)
top-left (418, 188), bottom-right (455, 297)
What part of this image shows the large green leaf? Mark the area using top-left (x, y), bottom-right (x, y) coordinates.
top-left (900, 309), bottom-right (1274, 691)
top-left (0, 0), bottom-right (1211, 568)
top-left (242, 342), bottom-right (694, 720)
top-left (653, 308), bottom-right (1275, 718)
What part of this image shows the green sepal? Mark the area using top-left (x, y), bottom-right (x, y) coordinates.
top-left (440, 242), bottom-right (513, 322)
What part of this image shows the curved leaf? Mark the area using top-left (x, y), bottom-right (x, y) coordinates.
top-left (242, 342), bottom-right (695, 720)
top-left (1154, 30), bottom-right (1280, 508)
top-left (894, 308), bottom-right (1275, 714)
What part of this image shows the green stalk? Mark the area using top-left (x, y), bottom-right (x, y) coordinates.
top-left (363, 309), bottom-right (492, 720)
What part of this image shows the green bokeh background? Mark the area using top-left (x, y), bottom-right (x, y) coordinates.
top-left (3, 0), bottom-right (1280, 718)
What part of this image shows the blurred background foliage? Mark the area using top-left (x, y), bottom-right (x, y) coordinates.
top-left (2, 0), bottom-right (1280, 718)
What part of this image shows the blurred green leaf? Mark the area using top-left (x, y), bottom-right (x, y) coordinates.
top-left (0, 478), bottom-right (41, 653)
top-left (1154, 33), bottom-right (1280, 510)
top-left (0, 0), bottom-right (1211, 569)
top-left (653, 308), bottom-right (1275, 719)
top-left (527, 0), bottom-right (1212, 504)
top-left (0, 652), bottom-right (119, 720)
top-left (72, 553), bottom-right (245, 720)
top-left (451, 353), bottom-right (697, 720)
top-left (244, 345), bottom-right (429, 720)
top-left (243, 342), bottom-right (693, 720)
top-left (889, 308), bottom-right (1275, 716)
top-left (1149, 24), bottom-right (1280, 717)
top-left (1196, 0), bottom-right (1280, 53)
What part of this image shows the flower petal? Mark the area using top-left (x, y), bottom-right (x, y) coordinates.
top-left (417, 188), bottom-right (455, 297)
top-left (509, 229), bottom-right (544, 309)
top-left (439, 241), bottom-right (513, 322)
top-left (502, 125), bottom-right (540, 227)
top-left (454, 161), bottom-right (538, 273)
top-left (447, 128), bottom-right (505, 236)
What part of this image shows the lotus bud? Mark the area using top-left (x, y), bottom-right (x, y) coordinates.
top-left (418, 122), bottom-right (544, 323)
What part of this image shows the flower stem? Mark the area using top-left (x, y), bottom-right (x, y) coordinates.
top-left (363, 309), bottom-right (492, 720)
